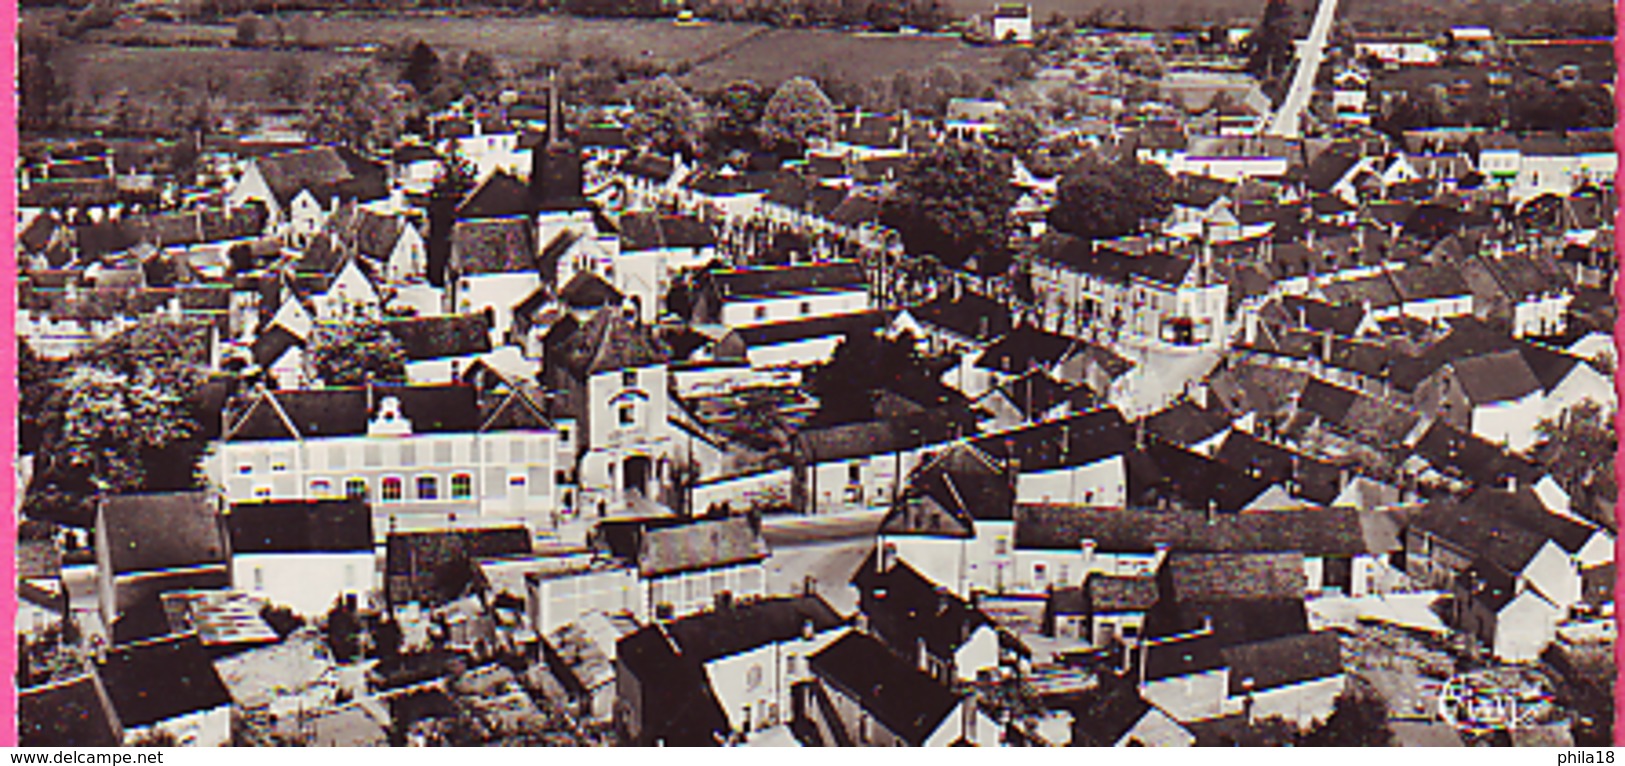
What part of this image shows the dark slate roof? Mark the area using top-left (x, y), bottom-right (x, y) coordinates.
top-left (1086, 574), bottom-right (1160, 613)
top-left (251, 324), bottom-right (303, 369)
top-left (98, 493), bottom-right (226, 575)
top-left (618, 211), bottom-right (717, 252)
top-left (1411, 418), bottom-right (1544, 487)
top-left (385, 526), bottom-right (532, 605)
top-left (449, 216), bottom-right (536, 276)
top-left (974, 325), bottom-right (1078, 374)
top-left (1125, 438), bottom-right (1273, 513)
top-left (1014, 506), bottom-right (1366, 555)
top-left (1221, 631), bottom-right (1342, 694)
top-left (256, 146), bottom-right (386, 207)
top-left (226, 499), bottom-right (373, 554)
top-left (1144, 400), bottom-right (1232, 446)
top-left (1069, 679), bottom-right (1154, 746)
top-left (550, 308), bottom-right (666, 379)
top-left (615, 627), bottom-right (730, 746)
top-left (1462, 487), bottom-right (1600, 555)
top-left (912, 440), bottom-right (1014, 522)
top-left (619, 153), bottom-right (677, 182)
top-left (906, 291), bottom-right (1011, 344)
top-left (1452, 350), bottom-right (1543, 405)
top-left (973, 407), bottom-right (1133, 473)
top-left (664, 594), bottom-right (845, 661)
top-left (1272, 295), bottom-right (1365, 336)
top-left (559, 270), bottom-right (624, 309)
top-left (19, 675), bottom-right (121, 747)
top-left (808, 630), bottom-right (962, 747)
top-left (97, 634), bottom-right (233, 728)
top-left (988, 369), bottom-right (1090, 421)
top-left (457, 170), bottom-right (532, 219)
top-left (1390, 263), bottom-right (1471, 301)
top-left (226, 384), bottom-right (484, 441)
top-left (1214, 430), bottom-right (1335, 491)
top-left (852, 554), bottom-right (991, 659)
top-left (1160, 551), bottom-right (1305, 602)
top-left (1409, 496), bottom-right (1551, 575)
top-left (796, 407), bottom-right (968, 464)
top-left (709, 262), bottom-right (867, 301)
top-left (384, 313), bottom-right (494, 360)
top-left (1035, 233), bottom-right (1194, 287)
top-left (637, 516), bottom-right (768, 578)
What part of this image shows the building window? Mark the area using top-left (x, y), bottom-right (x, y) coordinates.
top-left (623, 369), bottom-right (638, 388)
top-left (994, 537), bottom-right (1008, 556)
top-left (799, 301), bottom-right (812, 316)
top-left (330, 444), bottom-right (348, 469)
top-left (345, 478), bottom-right (368, 501)
top-left (417, 475), bottom-right (439, 500)
top-left (238, 464), bottom-right (253, 476)
top-left (509, 475), bottom-right (527, 488)
top-left (451, 473), bottom-right (473, 499)
top-left (364, 444), bottom-right (382, 467)
top-left (1034, 563), bottom-right (1048, 583)
top-left (754, 306), bottom-right (767, 321)
top-left (619, 404), bottom-right (635, 426)
top-left (310, 479), bottom-right (333, 496)
top-left (254, 567), bottom-right (264, 591)
top-left (271, 458), bottom-right (288, 473)
top-left (848, 463), bottom-right (862, 484)
top-left (560, 427), bottom-right (572, 445)
top-left (382, 476), bottom-right (404, 502)
top-left (253, 486), bottom-right (272, 499)
top-left (510, 440), bottom-right (525, 464)
top-left (400, 443), bottom-right (417, 467)
top-left (529, 466), bottom-right (550, 498)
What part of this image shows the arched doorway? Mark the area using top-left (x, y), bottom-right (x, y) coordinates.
top-left (624, 455), bottom-right (651, 497)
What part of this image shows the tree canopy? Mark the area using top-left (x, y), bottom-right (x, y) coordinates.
top-left (758, 76), bottom-right (838, 152)
top-left (625, 74), bottom-right (705, 157)
top-left (708, 80), bottom-right (769, 154)
top-left (1534, 400), bottom-right (1616, 528)
top-left (310, 320), bottom-right (407, 386)
top-left (1047, 156), bottom-right (1174, 240)
top-left (881, 140), bottom-right (1017, 276)
top-left (302, 65), bottom-right (406, 156)
top-left (1242, 0), bottom-right (1296, 84)
top-left (806, 330), bottom-right (946, 425)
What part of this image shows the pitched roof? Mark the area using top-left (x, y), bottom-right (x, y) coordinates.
top-left (457, 170), bottom-right (533, 219)
top-left (1221, 631), bottom-right (1343, 694)
top-left (1161, 551), bottom-right (1307, 603)
top-left (226, 384), bottom-right (484, 441)
top-left (98, 493), bottom-right (226, 575)
top-left (905, 291), bottom-right (1011, 344)
top-left (1086, 574), bottom-right (1160, 613)
top-left (1145, 399), bottom-right (1232, 446)
top-left (1451, 350), bottom-right (1543, 404)
top-left (808, 630), bottom-right (962, 746)
top-left (614, 627), bottom-right (730, 746)
top-left (637, 516), bottom-right (768, 578)
top-left (796, 408), bottom-right (968, 464)
top-left (559, 270), bottom-right (624, 309)
top-left (1125, 438), bottom-right (1274, 512)
top-left (664, 594), bottom-right (845, 662)
top-left (255, 146), bottom-right (386, 207)
top-left (1409, 496), bottom-right (1551, 575)
top-left (1034, 233), bottom-right (1194, 288)
top-left (618, 211), bottom-right (717, 251)
top-left (97, 634), bottom-right (233, 728)
top-left (19, 675), bottom-right (121, 747)
top-left (449, 216), bottom-right (536, 275)
top-left (973, 407), bottom-right (1133, 473)
top-left (852, 554), bottom-right (992, 658)
top-left (1014, 506), bottom-right (1366, 555)
top-left (384, 313), bottom-right (494, 360)
top-left (974, 325), bottom-right (1079, 374)
top-left (551, 308), bottom-right (667, 379)
top-left (1410, 418), bottom-right (1544, 487)
top-left (226, 499), bottom-right (373, 554)
top-left (707, 262), bottom-right (867, 301)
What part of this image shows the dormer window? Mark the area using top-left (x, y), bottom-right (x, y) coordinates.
top-left (623, 369), bottom-right (638, 388)
top-left (369, 396), bottom-right (413, 436)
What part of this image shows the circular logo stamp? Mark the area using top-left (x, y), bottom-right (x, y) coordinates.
top-left (1436, 672), bottom-right (1546, 734)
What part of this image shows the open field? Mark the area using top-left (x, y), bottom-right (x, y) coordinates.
top-left (62, 43), bottom-right (365, 103)
top-left (678, 27), bottom-right (1010, 90)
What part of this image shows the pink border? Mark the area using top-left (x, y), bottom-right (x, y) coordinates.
top-left (1614, 0), bottom-right (1623, 748)
top-left (3, 0), bottom-right (20, 748)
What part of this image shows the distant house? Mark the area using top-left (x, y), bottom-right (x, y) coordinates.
top-left (804, 630), bottom-right (1002, 746)
top-left (791, 408), bottom-right (969, 515)
top-left (95, 492), bottom-right (230, 645)
top-left (990, 3), bottom-right (1033, 43)
top-left (876, 439), bottom-right (1017, 597)
top-left (383, 312), bottom-right (499, 384)
top-left (615, 595), bottom-right (846, 744)
top-left (684, 262), bottom-right (871, 330)
top-left (595, 515), bottom-right (770, 620)
top-left (215, 383), bottom-right (559, 527)
top-left (1413, 349), bottom-right (1546, 451)
top-left (226, 499), bottom-right (375, 616)
top-left (890, 289), bottom-right (1011, 358)
top-left (1354, 39), bottom-right (1441, 67)
top-left (973, 407), bottom-right (1134, 512)
top-left (18, 674), bottom-right (123, 747)
top-left (1030, 233), bottom-right (1229, 348)
top-left (524, 555), bottom-right (647, 636)
top-left (97, 634), bottom-right (234, 746)
top-left (225, 146), bottom-right (387, 243)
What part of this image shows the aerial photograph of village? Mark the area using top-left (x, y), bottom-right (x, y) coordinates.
top-left (11, 0), bottom-right (1617, 748)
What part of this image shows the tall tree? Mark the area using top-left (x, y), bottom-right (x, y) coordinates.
top-left (1242, 0), bottom-right (1296, 83)
top-left (882, 140), bottom-right (1017, 275)
top-left (709, 79), bottom-right (769, 154)
top-left (1534, 401), bottom-right (1616, 526)
top-left (757, 76), bottom-right (838, 152)
top-left (624, 74), bottom-right (705, 157)
top-left (1047, 156), bottom-right (1173, 240)
top-left (301, 65), bottom-right (405, 155)
top-left (309, 320), bottom-right (407, 386)
top-left (403, 40), bottom-right (442, 97)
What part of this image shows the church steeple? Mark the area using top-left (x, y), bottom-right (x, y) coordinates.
top-left (531, 70), bottom-right (585, 213)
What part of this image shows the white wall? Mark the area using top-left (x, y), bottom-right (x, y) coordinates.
top-left (531, 567), bottom-right (644, 635)
top-left (1142, 668), bottom-right (1233, 723)
top-left (954, 624), bottom-right (1001, 683)
top-left (234, 552), bottom-right (375, 616)
top-left (1242, 674), bottom-right (1344, 729)
top-left (1470, 392), bottom-right (1544, 452)
top-left (1015, 456), bottom-right (1126, 505)
top-left (123, 705), bottom-right (231, 748)
top-left (1494, 590), bottom-right (1560, 663)
top-left (720, 289), bottom-right (870, 329)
